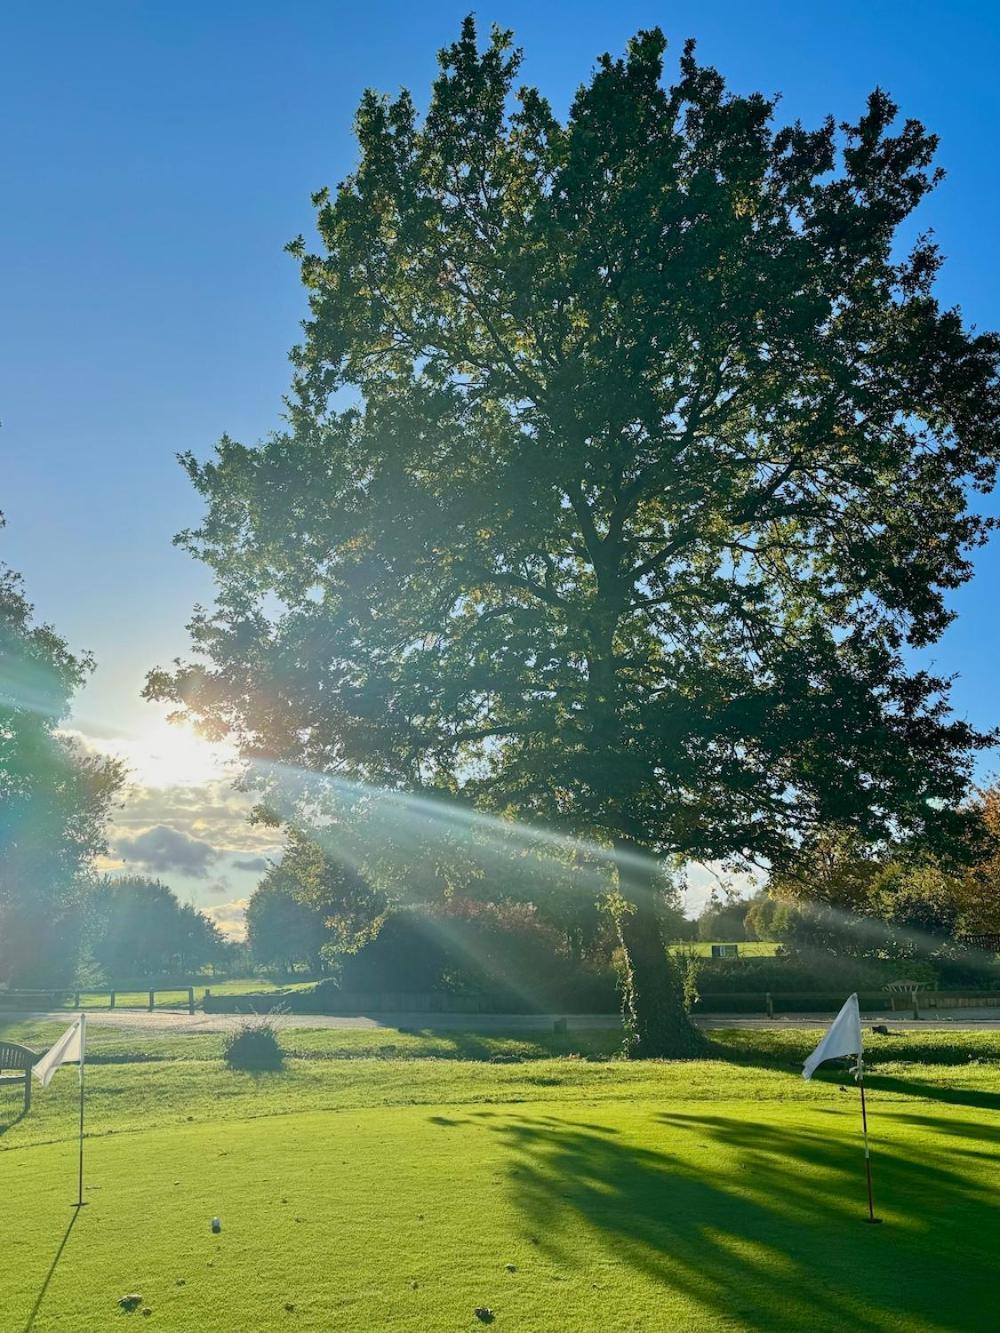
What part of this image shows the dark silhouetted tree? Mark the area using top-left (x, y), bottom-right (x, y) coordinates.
top-left (245, 877), bottom-right (328, 974)
top-left (87, 876), bottom-right (225, 978)
top-left (0, 555), bottom-right (123, 986)
top-left (250, 829), bottom-right (386, 967)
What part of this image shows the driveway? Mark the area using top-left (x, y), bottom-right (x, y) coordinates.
top-left (4, 1008), bottom-right (1000, 1034)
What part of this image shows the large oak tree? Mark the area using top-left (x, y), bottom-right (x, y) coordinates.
top-left (148, 24), bottom-right (1000, 1055)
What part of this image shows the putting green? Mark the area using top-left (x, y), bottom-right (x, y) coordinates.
top-left (3, 1072), bottom-right (998, 1332)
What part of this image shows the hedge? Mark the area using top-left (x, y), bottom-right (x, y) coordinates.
top-left (202, 980), bottom-right (618, 1016)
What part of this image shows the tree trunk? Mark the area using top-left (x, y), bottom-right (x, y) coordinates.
top-left (583, 597), bottom-right (701, 1057)
top-left (614, 854), bottom-right (704, 1059)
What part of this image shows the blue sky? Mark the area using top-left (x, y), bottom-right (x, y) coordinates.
top-left (1, 2), bottom-right (998, 914)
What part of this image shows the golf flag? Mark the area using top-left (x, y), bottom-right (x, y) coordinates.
top-left (802, 992), bottom-right (862, 1080)
top-left (802, 993), bottom-right (880, 1222)
top-left (32, 1013), bottom-right (86, 1089)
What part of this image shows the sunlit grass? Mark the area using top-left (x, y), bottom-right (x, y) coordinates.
top-left (2, 1025), bottom-right (998, 1330)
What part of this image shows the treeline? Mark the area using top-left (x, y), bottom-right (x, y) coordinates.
top-left (0, 561), bottom-right (236, 989)
top-left (3, 874), bottom-right (233, 988)
top-left (85, 876), bottom-right (232, 982)
top-left (1, 562), bottom-right (121, 987)
top-left (243, 828), bottom-right (690, 1000)
top-left (244, 816), bottom-right (1000, 1001)
top-left (718, 819), bottom-right (1000, 966)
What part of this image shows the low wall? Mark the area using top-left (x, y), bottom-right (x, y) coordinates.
top-left (202, 989), bottom-right (591, 1016)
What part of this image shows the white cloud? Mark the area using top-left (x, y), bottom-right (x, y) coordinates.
top-left (681, 861), bottom-right (763, 916)
top-left (204, 898), bottom-right (249, 941)
top-left (110, 779), bottom-right (282, 858)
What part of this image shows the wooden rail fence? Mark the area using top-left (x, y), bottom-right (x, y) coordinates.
top-left (0, 988), bottom-right (196, 1014)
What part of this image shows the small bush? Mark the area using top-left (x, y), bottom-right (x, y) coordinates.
top-left (222, 1018), bottom-right (285, 1071)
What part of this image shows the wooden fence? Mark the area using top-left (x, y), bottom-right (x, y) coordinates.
top-left (0, 988), bottom-right (196, 1015)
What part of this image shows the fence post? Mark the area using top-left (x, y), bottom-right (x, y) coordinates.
top-left (765, 992), bottom-right (774, 1018)
top-left (148, 989), bottom-right (155, 1012)
top-left (110, 990), bottom-right (116, 1010)
top-left (74, 992), bottom-right (81, 1009)
top-left (188, 987), bottom-right (195, 1016)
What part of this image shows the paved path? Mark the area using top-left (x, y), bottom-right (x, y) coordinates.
top-left (5, 1008), bottom-right (1000, 1034)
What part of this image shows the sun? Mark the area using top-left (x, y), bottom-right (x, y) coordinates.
top-left (114, 718), bottom-right (239, 789)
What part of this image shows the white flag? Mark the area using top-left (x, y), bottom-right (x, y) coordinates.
top-left (32, 1014), bottom-right (86, 1089)
top-left (802, 993), bottom-right (862, 1080)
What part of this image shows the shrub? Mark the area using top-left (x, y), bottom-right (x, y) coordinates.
top-left (691, 951), bottom-right (918, 995)
top-left (336, 899), bottom-right (617, 1010)
top-left (932, 951), bottom-right (1000, 990)
top-left (222, 1018), bottom-right (285, 1071)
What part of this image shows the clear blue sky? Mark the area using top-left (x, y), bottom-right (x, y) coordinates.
top-left (2, 0), bottom-right (999, 770)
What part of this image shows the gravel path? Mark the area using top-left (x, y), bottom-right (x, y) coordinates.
top-left (4, 1007), bottom-right (1000, 1034)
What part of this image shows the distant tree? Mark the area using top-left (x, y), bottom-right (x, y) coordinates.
top-left (173, 901), bottom-right (227, 974)
top-left (245, 878), bottom-right (328, 974)
top-left (148, 23), bottom-right (1000, 1055)
top-left (254, 829), bottom-right (386, 965)
top-left (665, 915), bottom-right (698, 944)
top-left (766, 828), bottom-right (969, 960)
top-left (659, 876), bottom-right (695, 943)
top-left (0, 558), bottom-right (123, 987)
top-left (87, 876), bottom-right (224, 978)
top-left (696, 891), bottom-right (750, 943)
top-left (952, 786), bottom-right (1000, 937)
top-left (214, 937), bottom-right (253, 978)
top-left (743, 890), bottom-right (786, 942)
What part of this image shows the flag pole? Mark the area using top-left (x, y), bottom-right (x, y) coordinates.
top-left (857, 1057), bottom-right (880, 1224)
top-left (75, 1013), bottom-right (87, 1209)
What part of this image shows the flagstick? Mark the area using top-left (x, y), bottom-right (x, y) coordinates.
top-left (857, 1060), bottom-right (881, 1224)
top-left (75, 1013), bottom-right (87, 1209)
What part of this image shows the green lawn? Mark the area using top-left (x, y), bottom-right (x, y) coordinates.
top-left (2, 1022), bottom-right (997, 1331)
top-left (669, 940), bottom-right (780, 957)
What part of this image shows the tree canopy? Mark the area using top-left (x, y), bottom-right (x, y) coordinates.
top-left (0, 553), bottom-right (123, 985)
top-left (246, 829), bottom-right (384, 972)
top-left (148, 23), bottom-right (1000, 1052)
top-left (765, 795), bottom-right (1000, 961)
top-left (86, 876), bottom-right (226, 980)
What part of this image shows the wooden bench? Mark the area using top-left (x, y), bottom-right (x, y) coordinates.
top-left (0, 1041), bottom-right (38, 1114)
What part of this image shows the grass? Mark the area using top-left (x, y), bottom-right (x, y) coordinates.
top-left (669, 940), bottom-right (780, 957)
top-left (2, 1021), bottom-right (998, 1331)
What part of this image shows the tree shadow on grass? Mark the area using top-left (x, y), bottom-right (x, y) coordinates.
top-left (485, 1106), bottom-right (998, 1332)
top-left (706, 1031), bottom-right (1000, 1115)
top-left (861, 1073), bottom-right (1000, 1115)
